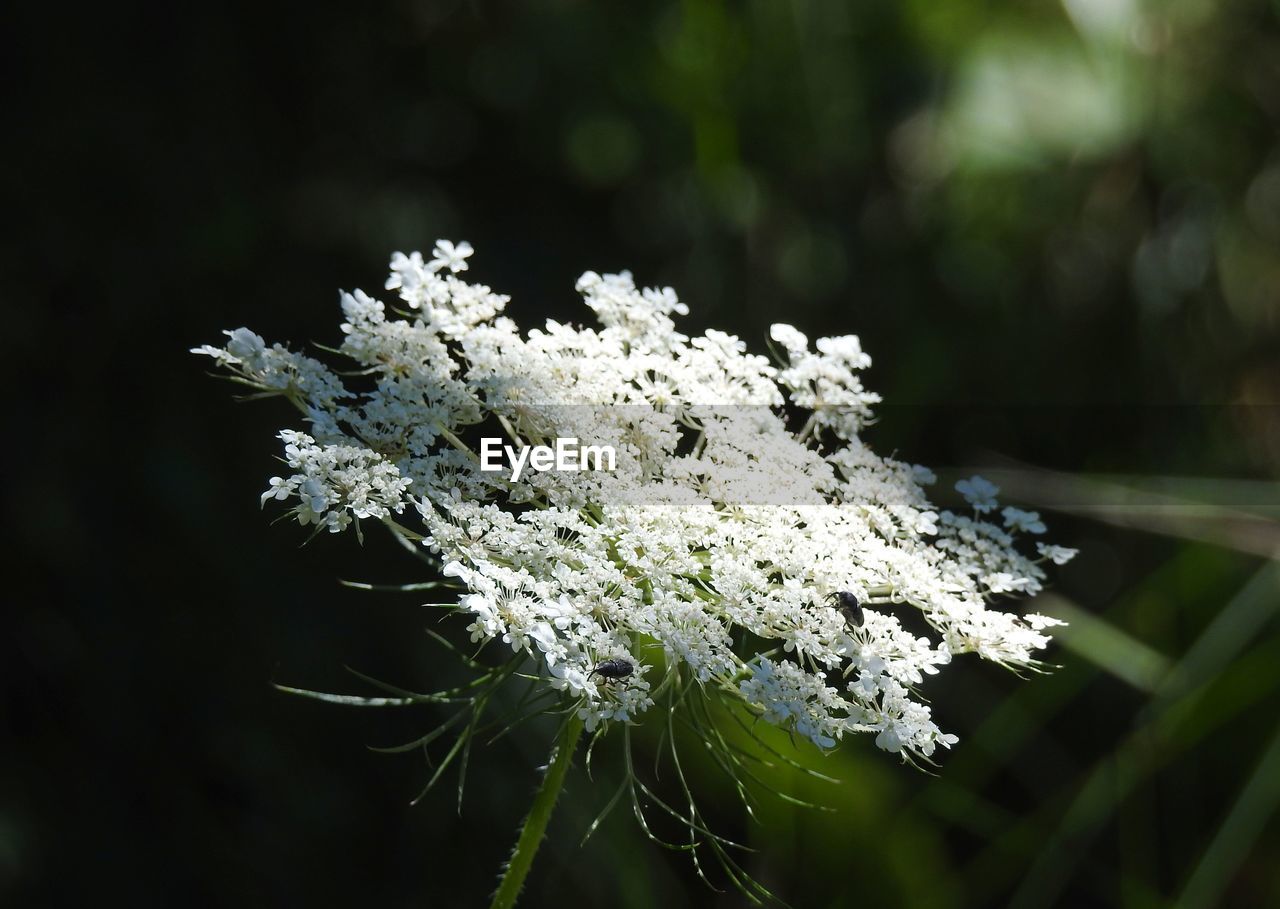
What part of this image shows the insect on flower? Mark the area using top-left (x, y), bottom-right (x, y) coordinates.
top-left (830, 590), bottom-right (864, 628)
top-left (588, 658), bottom-right (635, 682)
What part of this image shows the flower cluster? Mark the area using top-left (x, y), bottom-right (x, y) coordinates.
top-left (194, 240), bottom-right (1074, 761)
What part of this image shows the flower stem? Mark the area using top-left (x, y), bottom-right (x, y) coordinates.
top-left (488, 713), bottom-right (585, 909)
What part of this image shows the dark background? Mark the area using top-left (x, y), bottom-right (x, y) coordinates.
top-left (6, 1), bottom-right (1280, 906)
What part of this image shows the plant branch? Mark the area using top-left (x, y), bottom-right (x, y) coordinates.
top-left (489, 713), bottom-right (585, 909)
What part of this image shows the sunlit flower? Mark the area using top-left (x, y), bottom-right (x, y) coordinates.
top-left (194, 242), bottom-right (1073, 762)
top-left (429, 239), bottom-right (474, 273)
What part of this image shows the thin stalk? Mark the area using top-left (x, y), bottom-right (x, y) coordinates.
top-left (489, 714), bottom-right (585, 909)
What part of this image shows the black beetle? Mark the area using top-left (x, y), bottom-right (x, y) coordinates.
top-left (588, 658), bottom-right (634, 682)
top-left (830, 591), bottom-right (864, 628)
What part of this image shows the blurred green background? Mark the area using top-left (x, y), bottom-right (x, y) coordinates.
top-left (7, 0), bottom-right (1280, 906)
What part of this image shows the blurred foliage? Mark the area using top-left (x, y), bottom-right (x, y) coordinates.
top-left (6, 0), bottom-right (1280, 906)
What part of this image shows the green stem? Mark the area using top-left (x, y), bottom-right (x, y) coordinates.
top-left (488, 713), bottom-right (585, 909)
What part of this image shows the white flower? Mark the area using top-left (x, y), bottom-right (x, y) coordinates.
top-left (255, 430), bottom-right (413, 532)
top-left (956, 475), bottom-right (1000, 513)
top-left (983, 572), bottom-right (1020, 593)
top-left (226, 328), bottom-right (267, 366)
top-left (769, 323), bottom-right (808, 355)
top-left (429, 239), bottom-right (474, 273)
top-left (198, 242), bottom-right (1070, 763)
top-left (1002, 506), bottom-right (1047, 534)
top-left (1037, 543), bottom-right (1079, 565)
top-left (912, 464), bottom-right (938, 486)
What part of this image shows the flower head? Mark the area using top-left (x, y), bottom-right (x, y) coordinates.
top-left (196, 242), bottom-right (1074, 761)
